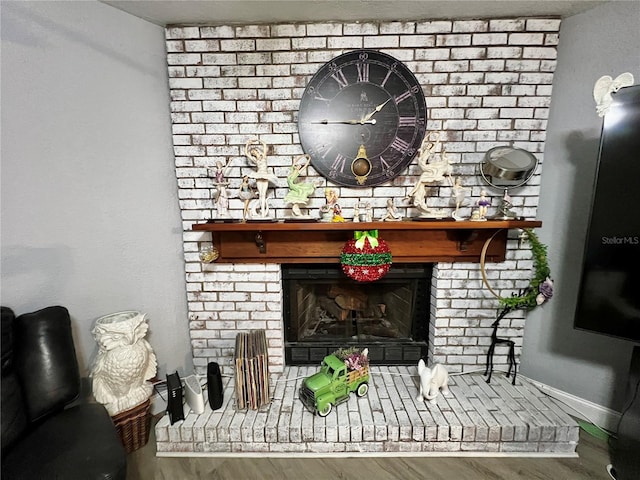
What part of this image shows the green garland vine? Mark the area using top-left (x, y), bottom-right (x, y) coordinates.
top-left (481, 228), bottom-right (553, 311)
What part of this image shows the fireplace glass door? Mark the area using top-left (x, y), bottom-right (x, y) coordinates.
top-left (283, 264), bottom-right (431, 365)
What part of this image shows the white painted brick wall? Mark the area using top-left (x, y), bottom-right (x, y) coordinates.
top-left (166, 18), bottom-right (560, 375)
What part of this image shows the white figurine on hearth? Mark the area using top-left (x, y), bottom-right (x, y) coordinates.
top-left (91, 311), bottom-right (157, 416)
top-left (416, 359), bottom-right (449, 405)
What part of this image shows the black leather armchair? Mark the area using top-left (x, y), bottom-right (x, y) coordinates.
top-left (1, 306), bottom-right (127, 480)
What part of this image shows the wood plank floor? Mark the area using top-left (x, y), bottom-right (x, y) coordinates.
top-left (127, 426), bottom-right (613, 479)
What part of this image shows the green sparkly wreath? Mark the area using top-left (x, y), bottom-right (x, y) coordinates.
top-left (481, 228), bottom-right (553, 310)
top-left (340, 252), bottom-right (393, 266)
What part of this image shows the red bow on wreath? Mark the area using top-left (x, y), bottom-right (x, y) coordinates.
top-left (341, 230), bottom-right (393, 282)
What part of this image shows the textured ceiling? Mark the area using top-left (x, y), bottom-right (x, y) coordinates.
top-left (100, 0), bottom-right (608, 26)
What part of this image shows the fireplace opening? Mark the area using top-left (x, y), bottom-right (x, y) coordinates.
top-left (282, 264), bottom-right (431, 365)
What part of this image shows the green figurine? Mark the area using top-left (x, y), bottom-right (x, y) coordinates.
top-left (284, 154), bottom-right (316, 218)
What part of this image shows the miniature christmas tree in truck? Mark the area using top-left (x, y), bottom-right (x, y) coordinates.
top-left (298, 347), bottom-right (370, 417)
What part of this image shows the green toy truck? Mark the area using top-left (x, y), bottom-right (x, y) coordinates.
top-left (299, 353), bottom-right (370, 417)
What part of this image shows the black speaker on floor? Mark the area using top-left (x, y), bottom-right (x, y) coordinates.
top-left (207, 362), bottom-right (223, 411)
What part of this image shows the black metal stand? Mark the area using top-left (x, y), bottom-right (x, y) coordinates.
top-left (484, 306), bottom-right (517, 385)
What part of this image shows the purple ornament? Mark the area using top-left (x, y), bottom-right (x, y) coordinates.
top-left (539, 277), bottom-right (554, 300)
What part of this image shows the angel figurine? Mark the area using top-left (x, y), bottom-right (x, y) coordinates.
top-left (593, 73), bottom-right (634, 117)
top-left (284, 154), bottom-right (316, 218)
top-left (244, 138), bottom-right (278, 218)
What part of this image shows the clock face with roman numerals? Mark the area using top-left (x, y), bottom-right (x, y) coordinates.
top-left (298, 49), bottom-right (427, 187)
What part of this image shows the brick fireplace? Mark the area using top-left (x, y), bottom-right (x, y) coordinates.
top-left (168, 17), bottom-right (560, 377)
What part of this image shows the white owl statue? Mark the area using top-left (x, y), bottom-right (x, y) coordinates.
top-left (91, 311), bottom-right (157, 416)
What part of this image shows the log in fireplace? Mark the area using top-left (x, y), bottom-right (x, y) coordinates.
top-left (282, 264), bottom-right (431, 365)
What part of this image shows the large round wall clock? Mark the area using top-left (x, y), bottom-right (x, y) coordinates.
top-left (298, 49), bottom-right (427, 187)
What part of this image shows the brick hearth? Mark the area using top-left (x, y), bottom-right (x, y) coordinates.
top-left (155, 367), bottom-right (578, 456)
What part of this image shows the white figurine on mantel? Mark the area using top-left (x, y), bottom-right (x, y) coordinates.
top-left (237, 175), bottom-right (256, 222)
top-left (353, 203), bottom-right (361, 222)
top-left (319, 188), bottom-right (339, 222)
top-left (211, 159), bottom-right (230, 185)
top-left (406, 132), bottom-right (451, 218)
top-left (364, 202), bottom-right (373, 222)
top-left (593, 72), bottom-right (634, 117)
top-left (215, 184), bottom-right (230, 218)
top-left (91, 311), bottom-right (157, 416)
top-left (416, 359), bottom-right (449, 405)
top-left (471, 190), bottom-right (491, 221)
top-left (209, 160), bottom-right (232, 219)
top-left (244, 138), bottom-right (278, 219)
top-left (380, 198), bottom-right (402, 221)
top-left (450, 177), bottom-right (470, 221)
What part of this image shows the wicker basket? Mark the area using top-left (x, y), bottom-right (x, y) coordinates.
top-left (111, 399), bottom-right (152, 454)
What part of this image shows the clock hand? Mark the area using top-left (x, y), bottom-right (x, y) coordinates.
top-left (312, 119), bottom-right (376, 125)
top-left (360, 98), bottom-right (391, 123)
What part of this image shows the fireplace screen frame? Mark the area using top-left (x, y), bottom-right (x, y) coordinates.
top-left (282, 264), bottom-right (431, 365)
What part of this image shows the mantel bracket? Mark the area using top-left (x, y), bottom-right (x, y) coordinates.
top-left (451, 229), bottom-right (478, 251)
top-left (255, 231), bottom-right (266, 254)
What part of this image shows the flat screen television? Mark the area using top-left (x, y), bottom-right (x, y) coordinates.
top-left (574, 84), bottom-right (640, 343)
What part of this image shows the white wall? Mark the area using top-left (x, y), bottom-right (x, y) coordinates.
top-left (520, 0), bottom-right (640, 411)
top-left (0, 1), bottom-right (191, 378)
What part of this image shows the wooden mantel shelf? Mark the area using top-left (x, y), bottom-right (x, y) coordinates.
top-left (192, 219), bottom-right (541, 264)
